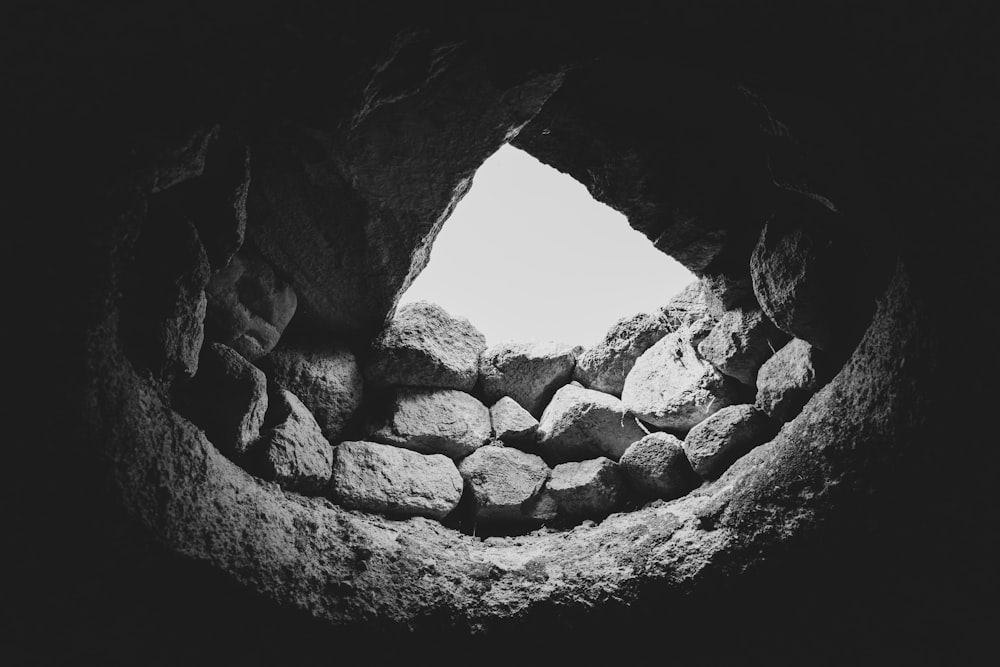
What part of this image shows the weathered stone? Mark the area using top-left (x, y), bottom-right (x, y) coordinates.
top-left (489, 396), bottom-right (539, 447)
top-left (369, 388), bottom-right (490, 459)
top-left (479, 341), bottom-right (581, 417)
top-left (258, 389), bottom-right (333, 494)
top-left (457, 445), bottom-right (550, 522)
top-left (365, 301), bottom-right (486, 391)
top-left (621, 328), bottom-right (744, 434)
top-left (330, 441), bottom-right (462, 520)
top-left (204, 253), bottom-right (297, 361)
top-left (522, 488), bottom-right (559, 522)
top-left (185, 342), bottom-right (268, 457)
top-left (755, 338), bottom-right (828, 422)
top-left (259, 344), bottom-right (363, 444)
top-left (698, 307), bottom-right (790, 386)
top-left (121, 207), bottom-right (210, 379)
top-left (536, 384), bottom-right (647, 464)
top-left (750, 208), bottom-right (858, 352)
top-left (548, 457), bottom-right (626, 520)
top-left (700, 272), bottom-right (756, 311)
top-left (574, 311), bottom-right (672, 396)
top-left (619, 432), bottom-right (699, 500)
top-left (683, 404), bottom-right (778, 478)
top-left (660, 281), bottom-right (717, 330)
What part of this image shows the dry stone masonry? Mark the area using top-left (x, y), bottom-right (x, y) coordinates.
top-left (176, 270), bottom-right (848, 535)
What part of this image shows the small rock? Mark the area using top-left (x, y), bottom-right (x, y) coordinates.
top-left (698, 307), bottom-right (790, 386)
top-left (755, 338), bottom-right (828, 422)
top-left (548, 457), bottom-right (626, 521)
top-left (330, 441), bottom-right (463, 520)
top-left (204, 253), bottom-right (298, 361)
top-left (368, 388), bottom-right (490, 459)
top-left (683, 404), bottom-right (778, 478)
top-left (365, 301), bottom-right (487, 391)
top-left (457, 445), bottom-right (550, 522)
top-left (259, 344), bottom-right (363, 443)
top-left (258, 389), bottom-right (333, 494)
top-left (660, 281), bottom-right (719, 335)
top-left (489, 396), bottom-right (539, 447)
top-left (700, 272), bottom-right (756, 310)
top-left (522, 488), bottom-right (559, 522)
top-left (185, 342), bottom-right (268, 457)
top-left (479, 341), bottom-right (581, 416)
top-left (621, 328), bottom-right (744, 434)
top-left (536, 384), bottom-right (647, 464)
top-left (619, 432), bottom-right (699, 500)
top-left (574, 311), bottom-right (672, 397)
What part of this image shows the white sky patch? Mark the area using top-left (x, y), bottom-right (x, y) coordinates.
top-left (399, 144), bottom-right (695, 348)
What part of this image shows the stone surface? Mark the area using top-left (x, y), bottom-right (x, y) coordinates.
top-left (548, 457), bottom-right (626, 520)
top-left (535, 384), bottom-right (647, 464)
top-left (364, 301), bottom-right (486, 391)
top-left (489, 396), bottom-right (539, 447)
top-left (683, 404), bottom-right (778, 478)
top-left (697, 307), bottom-right (790, 386)
top-left (368, 388), bottom-right (491, 459)
top-left (330, 441), bottom-right (462, 520)
top-left (258, 389), bottom-right (333, 494)
top-left (457, 445), bottom-right (550, 522)
top-left (184, 342), bottom-right (268, 457)
top-left (755, 338), bottom-right (828, 423)
top-left (659, 281), bottom-right (720, 346)
top-left (619, 432), bottom-right (699, 500)
top-left (700, 272), bottom-right (756, 311)
top-left (121, 206), bottom-right (210, 379)
top-left (750, 207), bottom-right (858, 352)
top-left (258, 344), bottom-right (363, 444)
top-left (479, 341), bottom-right (581, 417)
top-left (204, 253), bottom-right (297, 361)
top-left (574, 311), bottom-right (672, 396)
top-left (621, 328), bottom-right (745, 434)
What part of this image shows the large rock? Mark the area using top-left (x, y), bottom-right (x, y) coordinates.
top-left (755, 338), bottom-right (828, 422)
top-left (621, 328), bottom-right (744, 434)
top-left (479, 341), bottom-right (581, 417)
top-left (368, 388), bottom-right (491, 459)
top-left (574, 311), bottom-right (672, 396)
top-left (183, 342), bottom-right (268, 457)
top-left (204, 253), bottom-right (298, 362)
top-left (258, 389), bottom-right (333, 494)
top-left (619, 432), bottom-right (699, 500)
top-left (535, 384), bottom-right (647, 464)
top-left (489, 397), bottom-right (539, 447)
top-left (330, 441), bottom-right (463, 520)
top-left (683, 404), bottom-right (778, 478)
top-left (697, 307), bottom-right (790, 386)
top-left (457, 445), bottom-right (550, 522)
top-left (750, 209), bottom-right (858, 352)
top-left (259, 344), bottom-right (363, 443)
top-left (365, 301), bottom-right (486, 391)
top-left (547, 457), bottom-right (626, 521)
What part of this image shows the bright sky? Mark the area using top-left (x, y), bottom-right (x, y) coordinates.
top-left (399, 144), bottom-right (695, 348)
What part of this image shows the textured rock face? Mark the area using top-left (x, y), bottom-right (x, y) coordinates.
top-left (536, 384), bottom-right (647, 463)
top-left (574, 311), bottom-right (672, 396)
top-left (619, 432), bottom-right (698, 500)
top-left (682, 404), bottom-right (778, 478)
top-left (457, 445), bottom-right (550, 522)
top-left (246, 32), bottom-right (565, 339)
top-left (258, 389), bottom-right (333, 494)
top-left (258, 345), bottom-right (363, 444)
top-left (660, 281), bottom-right (718, 331)
top-left (700, 273), bottom-right (755, 311)
top-left (489, 397), bottom-right (539, 447)
top-left (548, 458), bottom-right (626, 520)
top-left (479, 341), bottom-right (581, 417)
top-left (368, 388), bottom-right (490, 459)
top-left (750, 208), bottom-right (857, 353)
top-left (365, 301), bottom-right (486, 391)
top-left (622, 329), bottom-right (744, 433)
top-left (204, 253), bottom-right (297, 361)
top-left (184, 342), bottom-right (269, 457)
top-left (755, 338), bottom-right (827, 422)
top-left (698, 307), bottom-right (790, 386)
top-left (331, 441), bottom-right (463, 520)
